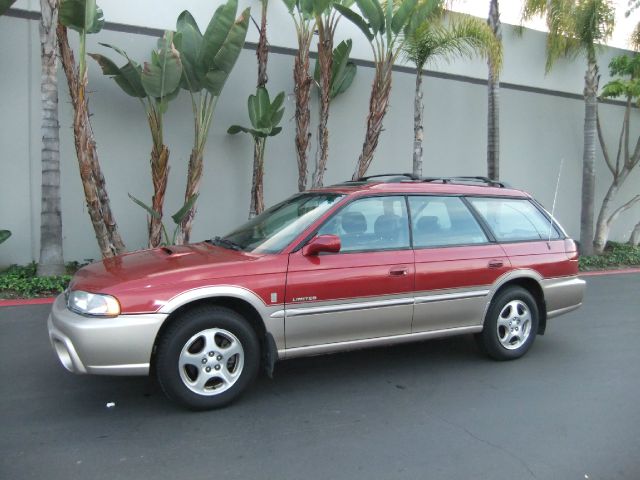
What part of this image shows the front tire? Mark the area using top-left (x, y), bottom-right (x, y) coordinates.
top-left (477, 286), bottom-right (539, 361)
top-left (155, 306), bottom-right (260, 410)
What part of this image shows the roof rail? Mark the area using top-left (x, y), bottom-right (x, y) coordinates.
top-left (357, 173), bottom-right (421, 182)
top-left (422, 176), bottom-right (510, 188)
top-left (336, 174), bottom-right (511, 188)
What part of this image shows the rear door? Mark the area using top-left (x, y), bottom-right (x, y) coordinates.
top-left (285, 195), bottom-right (415, 348)
top-left (410, 195), bottom-right (510, 333)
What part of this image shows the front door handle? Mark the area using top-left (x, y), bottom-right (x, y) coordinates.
top-left (488, 259), bottom-right (504, 269)
top-left (389, 266), bottom-right (408, 276)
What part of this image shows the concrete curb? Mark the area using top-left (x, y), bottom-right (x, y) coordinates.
top-left (0, 297), bottom-right (55, 307)
top-left (580, 268), bottom-right (640, 277)
top-left (1, 268), bottom-right (639, 307)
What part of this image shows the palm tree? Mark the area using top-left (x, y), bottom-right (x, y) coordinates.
top-left (90, 33), bottom-right (183, 248)
top-left (228, 88), bottom-right (285, 217)
top-left (337, 0), bottom-right (440, 179)
top-left (37, 0), bottom-right (65, 276)
top-left (58, 0), bottom-right (126, 258)
top-left (487, 0), bottom-right (501, 180)
top-left (173, 1), bottom-right (250, 243)
top-left (282, 0), bottom-right (315, 191)
top-left (403, 11), bottom-right (501, 177)
top-left (522, 0), bottom-right (615, 256)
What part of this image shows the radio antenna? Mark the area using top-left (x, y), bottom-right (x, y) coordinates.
top-left (548, 158), bottom-right (564, 244)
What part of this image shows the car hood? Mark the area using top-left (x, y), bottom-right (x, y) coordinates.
top-left (69, 243), bottom-right (268, 293)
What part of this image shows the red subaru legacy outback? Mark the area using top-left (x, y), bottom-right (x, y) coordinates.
top-left (48, 175), bottom-right (585, 410)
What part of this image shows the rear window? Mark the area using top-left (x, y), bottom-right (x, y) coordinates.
top-left (468, 197), bottom-right (560, 242)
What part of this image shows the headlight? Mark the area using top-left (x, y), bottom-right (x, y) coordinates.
top-left (67, 290), bottom-right (121, 316)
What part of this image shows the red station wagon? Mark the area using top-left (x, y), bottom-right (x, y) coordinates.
top-left (48, 175), bottom-right (586, 409)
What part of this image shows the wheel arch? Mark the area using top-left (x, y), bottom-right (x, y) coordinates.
top-left (485, 271), bottom-right (547, 335)
top-left (151, 287), bottom-right (279, 376)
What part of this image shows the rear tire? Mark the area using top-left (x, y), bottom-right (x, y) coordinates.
top-left (155, 306), bottom-right (260, 410)
top-left (477, 286), bottom-right (539, 361)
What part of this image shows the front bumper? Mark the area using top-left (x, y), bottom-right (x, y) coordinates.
top-left (47, 294), bottom-right (167, 376)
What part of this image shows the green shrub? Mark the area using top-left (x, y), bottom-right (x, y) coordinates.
top-left (0, 263), bottom-right (72, 298)
top-left (579, 242), bottom-right (640, 270)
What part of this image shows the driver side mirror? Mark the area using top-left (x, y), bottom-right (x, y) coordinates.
top-left (302, 234), bottom-right (341, 256)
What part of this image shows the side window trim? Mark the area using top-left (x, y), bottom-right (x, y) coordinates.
top-left (460, 196), bottom-right (497, 243)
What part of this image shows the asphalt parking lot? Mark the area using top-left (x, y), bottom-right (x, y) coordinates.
top-left (1, 274), bottom-right (639, 480)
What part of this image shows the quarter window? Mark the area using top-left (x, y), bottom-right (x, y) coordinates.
top-left (468, 197), bottom-right (560, 242)
top-left (409, 196), bottom-right (488, 247)
top-left (317, 196), bottom-right (410, 252)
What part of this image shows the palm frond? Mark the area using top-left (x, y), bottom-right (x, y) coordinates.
top-left (522, 0), bottom-right (615, 71)
top-left (404, 14), bottom-right (502, 73)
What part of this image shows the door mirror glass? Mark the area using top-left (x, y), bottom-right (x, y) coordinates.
top-left (302, 235), bottom-right (341, 256)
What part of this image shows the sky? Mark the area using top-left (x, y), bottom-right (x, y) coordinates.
top-left (449, 0), bottom-right (638, 51)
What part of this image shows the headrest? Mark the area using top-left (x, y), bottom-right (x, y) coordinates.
top-left (374, 214), bottom-right (401, 236)
top-left (416, 216), bottom-right (439, 233)
top-left (341, 211), bottom-right (367, 234)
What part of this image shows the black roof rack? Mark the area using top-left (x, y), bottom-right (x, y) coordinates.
top-left (339, 173), bottom-right (509, 188)
top-left (358, 173), bottom-right (421, 182)
top-left (422, 176), bottom-right (510, 188)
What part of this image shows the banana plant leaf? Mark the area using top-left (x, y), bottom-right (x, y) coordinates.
top-left (355, 0), bottom-right (384, 34)
top-left (141, 32), bottom-right (183, 103)
top-left (0, 230), bottom-right (11, 245)
top-left (89, 47), bottom-right (146, 98)
top-left (59, 0), bottom-right (104, 34)
top-left (0, 0), bottom-right (16, 16)
top-left (128, 193), bottom-right (161, 219)
top-left (333, 4), bottom-right (374, 41)
top-left (175, 1), bottom-right (250, 97)
top-left (229, 87), bottom-right (285, 139)
top-left (175, 11), bottom-right (204, 92)
top-left (314, 39), bottom-right (357, 99)
top-left (171, 194), bottom-right (199, 225)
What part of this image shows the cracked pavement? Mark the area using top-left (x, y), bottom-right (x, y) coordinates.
top-left (1, 274), bottom-right (639, 479)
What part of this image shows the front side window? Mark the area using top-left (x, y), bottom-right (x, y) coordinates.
top-left (317, 196), bottom-right (410, 252)
top-left (468, 197), bottom-right (560, 242)
top-left (409, 196), bottom-right (488, 248)
top-left (221, 193), bottom-right (344, 253)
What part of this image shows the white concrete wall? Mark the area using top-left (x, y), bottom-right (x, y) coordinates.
top-left (1, 1), bottom-right (639, 266)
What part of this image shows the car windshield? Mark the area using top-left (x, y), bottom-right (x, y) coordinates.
top-left (218, 193), bottom-right (344, 254)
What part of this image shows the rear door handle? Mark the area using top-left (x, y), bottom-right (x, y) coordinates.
top-left (389, 266), bottom-right (408, 276)
top-left (488, 260), bottom-right (504, 269)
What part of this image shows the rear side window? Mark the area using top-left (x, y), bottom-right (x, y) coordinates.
top-left (409, 196), bottom-right (488, 248)
top-left (468, 197), bottom-right (560, 242)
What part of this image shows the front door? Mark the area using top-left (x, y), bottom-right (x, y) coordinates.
top-left (285, 195), bottom-right (415, 348)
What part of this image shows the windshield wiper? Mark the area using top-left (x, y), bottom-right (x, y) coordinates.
top-left (207, 236), bottom-right (243, 251)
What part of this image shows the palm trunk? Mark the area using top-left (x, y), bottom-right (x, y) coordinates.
top-left (249, 137), bottom-right (266, 218)
top-left (57, 25), bottom-right (125, 258)
top-left (412, 69), bottom-right (424, 178)
top-left (580, 60), bottom-right (599, 256)
top-left (312, 23), bottom-right (333, 188)
top-left (354, 55), bottom-right (393, 180)
top-left (629, 222), bottom-right (640, 246)
top-left (178, 147), bottom-right (204, 244)
top-left (256, 0), bottom-right (269, 88)
top-left (249, 0), bottom-right (268, 219)
top-left (294, 31), bottom-right (312, 192)
top-left (487, 0), bottom-right (501, 181)
top-left (149, 143), bottom-right (169, 247)
top-left (37, 0), bottom-right (64, 276)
